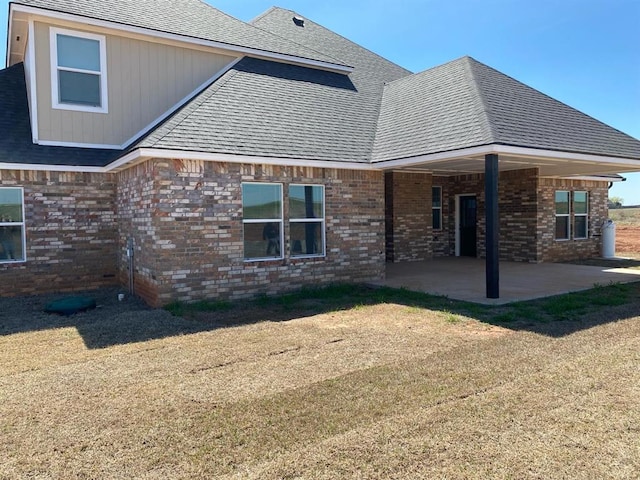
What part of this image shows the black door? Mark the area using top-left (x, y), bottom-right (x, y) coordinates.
top-left (459, 196), bottom-right (477, 257)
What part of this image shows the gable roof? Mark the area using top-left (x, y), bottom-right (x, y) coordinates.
top-left (10, 0), bottom-right (347, 69)
top-left (133, 7), bottom-right (410, 163)
top-left (0, 63), bottom-right (119, 167)
top-left (373, 56), bottom-right (640, 162)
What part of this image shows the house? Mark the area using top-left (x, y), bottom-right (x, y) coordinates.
top-left (2, 0), bottom-right (640, 306)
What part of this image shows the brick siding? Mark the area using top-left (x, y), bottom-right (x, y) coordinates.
top-left (538, 177), bottom-right (608, 262)
top-left (386, 167), bottom-right (609, 264)
top-left (117, 159), bottom-right (385, 306)
top-left (0, 169), bottom-right (118, 296)
top-left (0, 161), bottom-right (611, 304)
top-left (385, 171), bottom-right (432, 262)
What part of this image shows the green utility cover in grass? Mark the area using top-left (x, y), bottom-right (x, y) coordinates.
top-left (44, 296), bottom-right (97, 316)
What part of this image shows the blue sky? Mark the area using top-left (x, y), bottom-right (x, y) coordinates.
top-left (2, 0), bottom-right (639, 203)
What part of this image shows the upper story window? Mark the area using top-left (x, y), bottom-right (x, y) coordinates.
top-left (50, 28), bottom-right (108, 113)
top-left (0, 187), bottom-right (26, 263)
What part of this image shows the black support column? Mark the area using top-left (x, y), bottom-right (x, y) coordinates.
top-left (485, 153), bottom-right (499, 298)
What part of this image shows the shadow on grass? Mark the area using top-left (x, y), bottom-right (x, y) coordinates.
top-left (165, 281), bottom-right (640, 339)
top-left (1, 282), bottom-right (639, 349)
top-left (0, 288), bottom-right (206, 349)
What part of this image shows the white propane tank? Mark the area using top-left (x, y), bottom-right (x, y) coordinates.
top-left (601, 219), bottom-right (616, 258)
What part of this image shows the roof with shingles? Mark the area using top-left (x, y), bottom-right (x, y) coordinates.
top-left (372, 56), bottom-right (640, 161)
top-left (2, 4), bottom-right (640, 168)
top-left (134, 7), bottom-right (410, 162)
top-left (0, 63), bottom-right (120, 167)
top-left (11, 0), bottom-right (346, 67)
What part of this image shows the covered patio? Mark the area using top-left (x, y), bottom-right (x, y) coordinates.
top-left (372, 257), bottom-right (640, 305)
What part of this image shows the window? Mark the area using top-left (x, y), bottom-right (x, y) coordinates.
top-left (432, 186), bottom-right (442, 230)
top-left (573, 191), bottom-right (588, 239)
top-left (555, 191), bottom-right (570, 240)
top-left (0, 188), bottom-right (26, 263)
top-left (242, 183), bottom-right (283, 260)
top-left (51, 28), bottom-right (108, 113)
top-left (290, 185), bottom-right (325, 257)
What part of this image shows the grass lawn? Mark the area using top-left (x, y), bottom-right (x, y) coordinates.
top-left (1, 283), bottom-right (640, 479)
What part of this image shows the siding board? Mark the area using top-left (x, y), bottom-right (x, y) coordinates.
top-left (34, 21), bottom-right (237, 147)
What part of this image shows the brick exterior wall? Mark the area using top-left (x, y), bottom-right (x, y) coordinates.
top-left (385, 171), bottom-right (433, 262)
top-left (538, 177), bottom-right (609, 262)
top-left (0, 169), bottom-right (118, 296)
top-left (117, 159), bottom-right (385, 307)
top-left (385, 167), bottom-right (609, 264)
top-left (0, 161), bottom-right (611, 305)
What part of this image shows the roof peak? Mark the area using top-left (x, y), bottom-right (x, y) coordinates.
top-left (10, 0), bottom-right (349, 70)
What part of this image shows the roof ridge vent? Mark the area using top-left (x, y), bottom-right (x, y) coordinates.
top-left (293, 15), bottom-right (305, 27)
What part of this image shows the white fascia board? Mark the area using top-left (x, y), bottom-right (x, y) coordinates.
top-left (373, 145), bottom-right (497, 169)
top-left (550, 175), bottom-right (626, 182)
top-left (374, 144), bottom-right (640, 170)
top-left (37, 140), bottom-right (122, 149)
top-left (104, 149), bottom-right (377, 172)
top-left (494, 145), bottom-right (640, 167)
top-left (6, 5), bottom-right (14, 67)
top-left (0, 162), bottom-right (105, 173)
top-left (10, 4), bottom-right (353, 74)
top-left (27, 19), bottom-right (38, 143)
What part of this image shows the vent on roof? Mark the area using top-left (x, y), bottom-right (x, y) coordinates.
top-left (292, 16), bottom-right (305, 27)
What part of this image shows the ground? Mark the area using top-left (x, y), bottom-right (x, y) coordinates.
top-left (610, 207), bottom-right (640, 255)
top-left (1, 284), bottom-right (639, 479)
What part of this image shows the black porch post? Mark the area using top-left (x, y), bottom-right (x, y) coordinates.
top-left (485, 153), bottom-right (499, 298)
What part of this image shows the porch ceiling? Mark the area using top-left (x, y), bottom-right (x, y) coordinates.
top-left (384, 147), bottom-right (640, 179)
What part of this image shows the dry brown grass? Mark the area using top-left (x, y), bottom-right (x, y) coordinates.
top-left (609, 207), bottom-right (640, 227)
top-left (1, 291), bottom-right (639, 479)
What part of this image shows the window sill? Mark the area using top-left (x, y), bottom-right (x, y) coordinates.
top-left (52, 102), bottom-right (108, 114)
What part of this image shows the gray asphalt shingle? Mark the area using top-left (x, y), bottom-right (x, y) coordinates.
top-left (373, 56), bottom-right (640, 162)
top-left (469, 58), bottom-right (640, 160)
top-left (135, 7), bottom-right (410, 162)
top-left (0, 63), bottom-right (120, 167)
top-left (12, 0), bottom-right (345, 67)
top-left (3, 4), bottom-right (640, 168)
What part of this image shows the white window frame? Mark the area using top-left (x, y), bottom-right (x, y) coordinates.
top-left (0, 187), bottom-right (27, 264)
top-left (50, 27), bottom-right (108, 114)
top-left (289, 184), bottom-right (326, 259)
top-left (573, 191), bottom-right (589, 240)
top-left (242, 182), bottom-right (284, 262)
top-left (555, 190), bottom-right (570, 241)
top-left (432, 186), bottom-right (442, 230)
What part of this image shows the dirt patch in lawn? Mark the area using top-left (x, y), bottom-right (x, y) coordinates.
top-left (1, 286), bottom-right (639, 479)
top-left (615, 225), bottom-right (640, 255)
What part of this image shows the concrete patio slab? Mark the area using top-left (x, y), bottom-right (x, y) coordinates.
top-left (372, 257), bottom-right (640, 305)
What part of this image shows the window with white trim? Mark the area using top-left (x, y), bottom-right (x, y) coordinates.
top-left (432, 186), bottom-right (442, 230)
top-left (51, 28), bottom-right (108, 113)
top-left (242, 183), bottom-right (283, 261)
top-left (0, 188), bottom-right (26, 263)
top-left (555, 191), bottom-right (570, 240)
top-left (573, 191), bottom-right (589, 239)
top-left (290, 185), bottom-right (325, 258)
